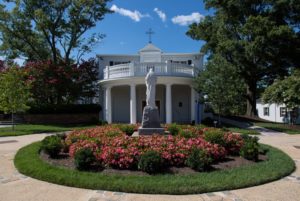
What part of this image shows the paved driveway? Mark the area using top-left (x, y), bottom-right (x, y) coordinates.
top-left (0, 133), bottom-right (300, 201)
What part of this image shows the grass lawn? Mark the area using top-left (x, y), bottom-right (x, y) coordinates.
top-left (224, 127), bottom-right (260, 135)
top-left (199, 122), bottom-right (260, 135)
top-left (255, 122), bottom-right (300, 134)
top-left (14, 142), bottom-right (295, 194)
top-left (0, 124), bottom-right (96, 137)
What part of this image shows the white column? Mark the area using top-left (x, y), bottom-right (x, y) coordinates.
top-left (130, 84), bottom-right (137, 124)
top-left (105, 86), bottom-right (112, 123)
top-left (166, 84), bottom-right (172, 124)
top-left (191, 86), bottom-right (196, 122)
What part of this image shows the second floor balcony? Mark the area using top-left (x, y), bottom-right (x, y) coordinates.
top-left (102, 62), bottom-right (199, 80)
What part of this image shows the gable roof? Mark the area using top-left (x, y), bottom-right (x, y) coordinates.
top-left (139, 43), bottom-right (162, 53)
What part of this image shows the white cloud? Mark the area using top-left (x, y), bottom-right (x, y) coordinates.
top-left (172, 12), bottom-right (204, 26)
top-left (153, 8), bottom-right (166, 22)
top-left (110, 4), bottom-right (150, 22)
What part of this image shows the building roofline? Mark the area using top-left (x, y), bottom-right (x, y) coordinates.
top-left (162, 52), bottom-right (204, 56)
top-left (96, 54), bottom-right (139, 57)
top-left (96, 52), bottom-right (204, 57)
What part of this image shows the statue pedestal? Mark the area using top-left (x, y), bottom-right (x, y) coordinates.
top-left (138, 106), bottom-right (164, 135)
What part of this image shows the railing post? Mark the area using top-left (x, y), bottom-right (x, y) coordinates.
top-left (106, 66), bottom-right (110, 79)
top-left (166, 61), bottom-right (171, 75)
top-left (129, 62), bottom-right (135, 76)
top-left (191, 64), bottom-right (195, 77)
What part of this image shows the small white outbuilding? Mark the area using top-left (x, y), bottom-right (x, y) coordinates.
top-left (256, 100), bottom-right (300, 124)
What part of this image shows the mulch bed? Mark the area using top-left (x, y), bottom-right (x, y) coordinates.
top-left (40, 151), bottom-right (268, 175)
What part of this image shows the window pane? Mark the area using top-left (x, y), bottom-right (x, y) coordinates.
top-left (280, 107), bottom-right (286, 117)
top-left (263, 107), bottom-right (269, 116)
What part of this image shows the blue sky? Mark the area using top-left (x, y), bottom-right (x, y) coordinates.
top-left (1, 0), bottom-right (213, 63)
top-left (85, 0), bottom-right (212, 58)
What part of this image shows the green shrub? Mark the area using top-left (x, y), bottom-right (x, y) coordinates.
top-left (138, 151), bottom-right (164, 174)
top-left (259, 146), bottom-right (269, 155)
top-left (74, 148), bottom-right (96, 171)
top-left (119, 124), bottom-right (135, 136)
top-left (240, 136), bottom-right (259, 161)
top-left (203, 129), bottom-right (226, 146)
top-left (167, 124), bottom-right (180, 135)
top-left (98, 120), bottom-right (108, 126)
top-left (41, 135), bottom-right (63, 158)
top-left (56, 133), bottom-right (69, 153)
top-left (186, 149), bottom-right (212, 171)
top-left (195, 124), bottom-right (206, 129)
top-left (179, 129), bottom-right (197, 138)
top-left (106, 130), bottom-right (123, 137)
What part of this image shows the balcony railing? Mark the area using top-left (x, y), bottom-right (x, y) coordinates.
top-left (103, 62), bottom-right (198, 80)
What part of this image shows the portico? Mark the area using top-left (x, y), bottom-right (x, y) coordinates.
top-left (102, 78), bottom-right (197, 124)
top-left (97, 42), bottom-right (203, 124)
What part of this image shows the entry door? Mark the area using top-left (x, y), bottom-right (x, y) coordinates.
top-left (172, 93), bottom-right (190, 123)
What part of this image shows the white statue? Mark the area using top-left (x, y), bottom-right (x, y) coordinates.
top-left (145, 68), bottom-right (156, 108)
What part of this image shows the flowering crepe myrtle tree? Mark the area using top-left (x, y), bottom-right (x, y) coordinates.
top-left (24, 59), bottom-right (99, 105)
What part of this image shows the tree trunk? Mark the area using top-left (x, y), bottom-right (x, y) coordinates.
top-left (246, 83), bottom-right (258, 117)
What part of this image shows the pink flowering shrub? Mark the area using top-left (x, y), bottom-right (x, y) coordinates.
top-left (65, 125), bottom-right (241, 170)
top-left (223, 132), bottom-right (244, 155)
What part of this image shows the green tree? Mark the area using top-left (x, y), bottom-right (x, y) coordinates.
top-left (0, 0), bottom-right (112, 64)
top-left (0, 66), bottom-right (31, 130)
top-left (262, 69), bottom-right (300, 123)
top-left (196, 55), bottom-right (246, 118)
top-left (187, 0), bottom-right (300, 117)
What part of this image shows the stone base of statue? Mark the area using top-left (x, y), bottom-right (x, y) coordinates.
top-left (138, 106), bottom-right (164, 135)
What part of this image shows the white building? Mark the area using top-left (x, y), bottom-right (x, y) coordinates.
top-left (97, 43), bottom-right (204, 124)
top-left (257, 100), bottom-right (300, 124)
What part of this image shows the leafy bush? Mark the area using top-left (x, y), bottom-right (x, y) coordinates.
top-left (259, 146), bottom-right (269, 155)
top-left (167, 124), bottom-right (180, 135)
top-left (179, 129), bottom-right (197, 138)
top-left (118, 124), bottom-right (135, 136)
top-left (195, 124), bottom-right (206, 129)
top-left (106, 130), bottom-right (123, 137)
top-left (56, 133), bottom-right (69, 153)
top-left (74, 148), bottom-right (96, 170)
top-left (98, 120), bottom-right (108, 126)
top-left (240, 136), bottom-right (259, 161)
top-left (223, 133), bottom-right (244, 155)
top-left (41, 135), bottom-right (63, 158)
top-left (186, 149), bottom-right (213, 171)
top-left (203, 129), bottom-right (226, 146)
top-left (138, 151), bottom-right (164, 174)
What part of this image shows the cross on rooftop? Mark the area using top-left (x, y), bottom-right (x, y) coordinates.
top-left (146, 28), bottom-right (155, 44)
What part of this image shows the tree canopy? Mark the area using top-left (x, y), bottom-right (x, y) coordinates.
top-left (195, 54), bottom-right (246, 116)
top-left (0, 66), bottom-right (31, 129)
top-left (187, 0), bottom-right (300, 117)
top-left (262, 69), bottom-right (300, 109)
top-left (24, 59), bottom-right (99, 105)
top-left (0, 0), bottom-right (112, 64)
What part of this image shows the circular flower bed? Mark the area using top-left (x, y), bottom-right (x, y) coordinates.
top-left (61, 125), bottom-right (246, 172)
top-left (14, 141), bottom-right (295, 194)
